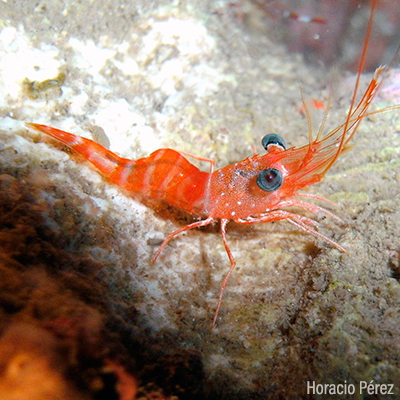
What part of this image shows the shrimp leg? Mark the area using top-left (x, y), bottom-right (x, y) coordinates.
top-left (213, 218), bottom-right (235, 328)
top-left (152, 216), bottom-right (216, 263)
top-left (178, 150), bottom-right (216, 173)
top-left (236, 210), bottom-right (345, 252)
top-left (152, 215), bottom-right (238, 329)
top-left (152, 216), bottom-right (233, 328)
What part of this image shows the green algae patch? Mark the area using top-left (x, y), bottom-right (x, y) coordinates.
top-left (23, 72), bottom-right (66, 100)
top-left (330, 191), bottom-right (370, 205)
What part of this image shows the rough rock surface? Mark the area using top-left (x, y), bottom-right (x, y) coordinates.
top-left (1, 0), bottom-right (400, 399)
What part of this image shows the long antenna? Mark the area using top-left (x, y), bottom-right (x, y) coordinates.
top-left (321, 0), bottom-right (377, 175)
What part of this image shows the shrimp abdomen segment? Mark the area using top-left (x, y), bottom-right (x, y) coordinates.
top-left (123, 148), bottom-right (209, 214)
top-left (27, 123), bottom-right (209, 214)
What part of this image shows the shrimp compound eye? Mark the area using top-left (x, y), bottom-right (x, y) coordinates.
top-left (262, 134), bottom-right (286, 151)
top-left (257, 168), bottom-right (283, 191)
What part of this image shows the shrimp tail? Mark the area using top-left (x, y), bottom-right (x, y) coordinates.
top-left (26, 123), bottom-right (209, 214)
top-left (26, 123), bottom-right (122, 177)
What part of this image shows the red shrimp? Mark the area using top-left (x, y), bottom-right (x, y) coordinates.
top-left (26, 0), bottom-right (394, 328)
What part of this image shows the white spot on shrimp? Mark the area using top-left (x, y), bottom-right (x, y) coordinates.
top-left (237, 201), bottom-right (242, 205)
top-left (231, 211), bottom-right (236, 216)
top-left (72, 136), bottom-right (83, 145)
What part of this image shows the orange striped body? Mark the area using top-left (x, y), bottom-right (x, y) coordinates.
top-left (25, 63), bottom-right (385, 328)
top-left (125, 149), bottom-right (210, 215)
top-left (106, 149), bottom-right (210, 216)
top-left (27, 124), bottom-right (210, 216)
top-left (25, 62), bottom-right (385, 328)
